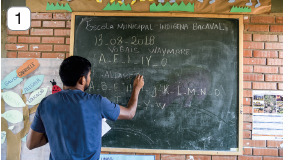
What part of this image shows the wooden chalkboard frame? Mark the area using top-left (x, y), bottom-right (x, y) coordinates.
top-left (70, 12), bottom-right (243, 155)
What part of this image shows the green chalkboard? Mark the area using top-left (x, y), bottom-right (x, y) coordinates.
top-left (72, 14), bottom-right (241, 152)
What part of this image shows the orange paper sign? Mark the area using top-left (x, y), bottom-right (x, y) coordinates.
top-left (16, 58), bottom-right (40, 78)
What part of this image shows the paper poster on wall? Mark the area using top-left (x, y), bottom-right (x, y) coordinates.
top-left (1, 110), bottom-right (23, 124)
top-left (2, 91), bottom-right (26, 108)
top-left (1, 70), bottom-right (23, 89)
top-left (22, 75), bottom-right (45, 94)
top-left (99, 154), bottom-right (155, 160)
top-left (252, 90), bottom-right (283, 140)
top-left (16, 58), bottom-right (40, 78)
top-left (26, 88), bottom-right (48, 105)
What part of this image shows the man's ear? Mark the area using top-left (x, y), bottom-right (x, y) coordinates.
top-left (78, 76), bottom-right (85, 85)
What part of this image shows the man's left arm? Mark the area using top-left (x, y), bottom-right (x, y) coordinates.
top-left (26, 128), bottom-right (48, 150)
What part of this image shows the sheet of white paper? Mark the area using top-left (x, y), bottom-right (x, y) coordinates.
top-left (102, 119), bottom-right (111, 137)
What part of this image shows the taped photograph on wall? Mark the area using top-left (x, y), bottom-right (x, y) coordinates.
top-left (252, 90), bottom-right (283, 140)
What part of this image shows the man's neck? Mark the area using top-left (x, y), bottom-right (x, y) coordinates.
top-left (63, 85), bottom-right (84, 91)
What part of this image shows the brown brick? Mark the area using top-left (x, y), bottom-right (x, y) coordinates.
top-left (251, 16), bottom-right (275, 23)
top-left (66, 21), bottom-right (71, 28)
top-left (161, 154), bottom-right (185, 160)
top-left (243, 82), bottom-right (252, 89)
top-left (253, 34), bottom-right (278, 42)
top-left (279, 51), bottom-right (283, 58)
top-left (254, 66), bottom-right (278, 73)
top-left (54, 29), bottom-right (70, 36)
top-left (244, 24), bottom-right (269, 32)
top-left (244, 74), bottom-right (264, 81)
top-left (243, 106), bottom-right (252, 114)
top-left (270, 25), bottom-right (283, 32)
top-left (267, 59), bottom-right (283, 65)
top-left (253, 148), bottom-right (278, 156)
top-left (42, 53), bottom-right (65, 59)
top-left (243, 140), bottom-right (266, 147)
top-left (7, 36), bottom-right (17, 43)
top-left (31, 21), bottom-right (41, 27)
top-left (244, 34), bottom-right (252, 41)
top-left (243, 66), bottom-right (253, 73)
top-left (31, 13), bottom-right (52, 20)
top-left (243, 90), bottom-right (252, 97)
top-left (66, 53), bottom-right (70, 58)
top-left (243, 15), bottom-right (250, 23)
top-left (54, 45), bottom-right (70, 51)
top-left (136, 153), bottom-right (160, 160)
top-left (243, 114), bottom-right (252, 122)
top-left (66, 38), bottom-right (70, 44)
top-left (5, 44), bottom-right (28, 51)
top-left (238, 156), bottom-right (262, 160)
top-left (267, 141), bottom-right (283, 148)
top-left (253, 50), bottom-right (278, 58)
top-left (7, 29), bottom-right (29, 35)
top-left (18, 36), bottom-right (40, 43)
top-left (279, 35), bottom-right (283, 42)
top-left (243, 123), bottom-right (252, 130)
top-left (43, 21), bottom-right (65, 27)
top-left (276, 16), bottom-right (283, 23)
top-left (244, 42), bottom-right (264, 49)
top-left (264, 156), bottom-right (283, 160)
top-left (243, 50), bottom-right (252, 57)
top-left (265, 43), bottom-right (283, 50)
top-left (109, 152), bottom-right (135, 155)
top-left (30, 29), bottom-right (53, 36)
top-left (243, 148), bottom-right (252, 155)
top-left (212, 156), bottom-right (237, 160)
top-left (278, 83), bottom-right (283, 90)
top-left (186, 155), bottom-right (211, 160)
top-left (280, 67), bottom-right (283, 74)
top-left (265, 75), bottom-right (283, 82)
top-left (253, 82), bottom-right (276, 90)
top-left (53, 13), bottom-right (71, 20)
top-left (279, 149), bottom-right (283, 156)
top-left (244, 58), bottom-right (266, 65)
top-left (29, 44), bottom-right (52, 51)
top-left (100, 152), bottom-right (109, 154)
top-left (243, 98), bottom-right (251, 106)
top-left (7, 52), bottom-right (17, 58)
top-left (42, 37), bottom-right (65, 44)
top-left (18, 52), bottom-right (41, 58)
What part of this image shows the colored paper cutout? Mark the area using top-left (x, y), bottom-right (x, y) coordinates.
top-left (2, 91), bottom-right (26, 108)
top-left (22, 75), bottom-right (45, 94)
top-left (1, 110), bottom-right (23, 124)
top-left (230, 6), bottom-right (251, 12)
top-left (46, 2), bottom-right (72, 12)
top-left (150, 2), bottom-right (194, 12)
top-left (96, 0), bottom-right (102, 3)
top-left (1, 131), bottom-right (6, 144)
top-left (1, 70), bottom-right (23, 89)
top-left (50, 79), bottom-right (62, 94)
top-left (102, 119), bottom-right (111, 137)
top-left (131, 0), bottom-right (136, 5)
top-left (8, 126), bottom-right (15, 130)
top-left (118, 0), bottom-right (124, 5)
top-left (21, 134), bottom-right (27, 142)
top-left (16, 58), bottom-right (40, 78)
top-left (26, 88), bottom-right (48, 105)
top-left (103, 2), bottom-right (132, 11)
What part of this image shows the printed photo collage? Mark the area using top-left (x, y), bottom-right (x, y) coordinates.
top-left (253, 94), bottom-right (283, 114)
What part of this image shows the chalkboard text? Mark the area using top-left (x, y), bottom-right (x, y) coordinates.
top-left (160, 23), bottom-right (189, 30)
top-left (193, 23), bottom-right (225, 30)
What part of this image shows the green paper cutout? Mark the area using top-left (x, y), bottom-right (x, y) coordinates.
top-left (1, 110), bottom-right (23, 124)
top-left (2, 91), bottom-right (26, 108)
top-left (103, 2), bottom-right (132, 11)
top-left (21, 134), bottom-right (27, 142)
top-left (150, 2), bottom-right (194, 12)
top-left (230, 6), bottom-right (251, 12)
top-left (46, 2), bottom-right (72, 12)
top-left (1, 131), bottom-right (6, 144)
top-left (26, 88), bottom-right (48, 105)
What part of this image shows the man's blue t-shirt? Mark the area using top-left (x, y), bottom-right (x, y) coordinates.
top-left (30, 89), bottom-right (120, 160)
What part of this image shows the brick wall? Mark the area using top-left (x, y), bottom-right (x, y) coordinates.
top-left (3, 13), bottom-right (283, 160)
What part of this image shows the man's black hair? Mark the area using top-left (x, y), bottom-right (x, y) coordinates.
top-left (59, 56), bottom-right (91, 86)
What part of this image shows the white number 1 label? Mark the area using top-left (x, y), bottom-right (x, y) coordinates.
top-left (7, 7), bottom-right (31, 31)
